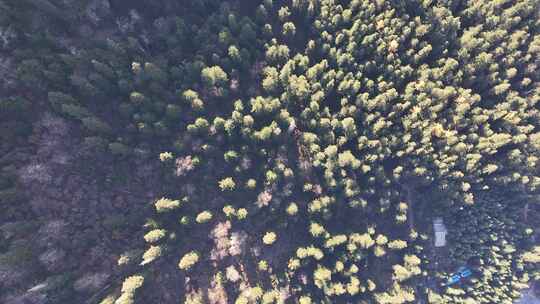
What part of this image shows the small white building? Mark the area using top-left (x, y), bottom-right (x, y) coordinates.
top-left (433, 217), bottom-right (448, 247)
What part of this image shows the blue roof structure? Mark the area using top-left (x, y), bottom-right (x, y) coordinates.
top-left (445, 267), bottom-right (473, 285)
top-left (447, 274), bottom-right (461, 285)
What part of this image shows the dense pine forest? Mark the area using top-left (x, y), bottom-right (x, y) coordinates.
top-left (0, 0), bottom-right (539, 303)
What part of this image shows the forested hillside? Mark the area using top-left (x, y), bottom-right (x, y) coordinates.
top-left (0, 0), bottom-right (539, 303)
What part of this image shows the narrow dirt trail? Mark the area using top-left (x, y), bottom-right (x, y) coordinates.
top-left (406, 187), bottom-right (415, 231)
